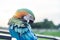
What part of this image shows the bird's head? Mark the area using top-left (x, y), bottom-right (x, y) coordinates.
top-left (14, 8), bottom-right (35, 24)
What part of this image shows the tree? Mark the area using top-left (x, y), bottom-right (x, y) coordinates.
top-left (31, 19), bottom-right (56, 29)
top-left (57, 24), bottom-right (60, 29)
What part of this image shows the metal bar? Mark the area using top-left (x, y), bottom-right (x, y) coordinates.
top-left (36, 34), bottom-right (60, 40)
top-left (0, 28), bottom-right (60, 40)
top-left (37, 35), bottom-right (58, 40)
top-left (0, 31), bottom-right (9, 34)
top-left (0, 35), bottom-right (11, 40)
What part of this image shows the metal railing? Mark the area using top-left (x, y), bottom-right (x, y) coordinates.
top-left (0, 28), bottom-right (60, 40)
top-left (36, 34), bottom-right (60, 40)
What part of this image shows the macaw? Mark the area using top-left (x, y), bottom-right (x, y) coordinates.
top-left (8, 8), bottom-right (37, 40)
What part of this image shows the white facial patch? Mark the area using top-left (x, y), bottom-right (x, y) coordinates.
top-left (23, 14), bottom-right (34, 22)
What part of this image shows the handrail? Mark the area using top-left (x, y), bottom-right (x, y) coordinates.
top-left (0, 28), bottom-right (60, 40)
top-left (36, 34), bottom-right (60, 40)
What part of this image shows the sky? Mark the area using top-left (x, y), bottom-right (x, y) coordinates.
top-left (0, 0), bottom-right (60, 27)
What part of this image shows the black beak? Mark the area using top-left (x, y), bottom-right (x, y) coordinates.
top-left (29, 20), bottom-right (33, 24)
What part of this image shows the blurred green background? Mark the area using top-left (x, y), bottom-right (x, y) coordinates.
top-left (0, 19), bottom-right (60, 40)
top-left (31, 19), bottom-right (60, 40)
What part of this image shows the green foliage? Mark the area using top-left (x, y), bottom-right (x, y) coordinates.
top-left (57, 24), bottom-right (60, 28)
top-left (33, 29), bottom-right (60, 37)
top-left (31, 19), bottom-right (57, 29)
top-left (42, 31), bottom-right (60, 37)
top-left (38, 38), bottom-right (49, 40)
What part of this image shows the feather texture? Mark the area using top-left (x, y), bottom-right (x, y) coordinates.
top-left (8, 17), bottom-right (27, 27)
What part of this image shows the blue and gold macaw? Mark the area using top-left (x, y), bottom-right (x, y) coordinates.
top-left (8, 8), bottom-right (37, 40)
